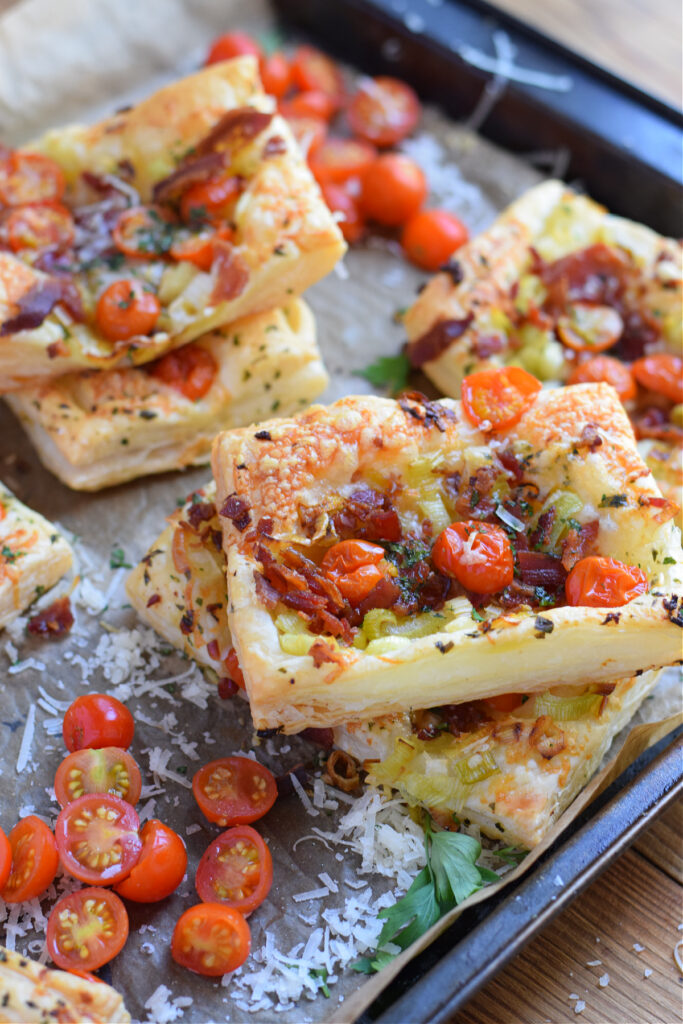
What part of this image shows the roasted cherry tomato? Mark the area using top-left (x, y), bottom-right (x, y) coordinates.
top-left (259, 52), bottom-right (291, 98)
top-left (47, 888), bottom-right (129, 971)
top-left (568, 355), bottom-right (637, 403)
top-left (0, 152), bottom-right (66, 206)
top-left (290, 45), bottom-right (345, 106)
top-left (320, 183), bottom-right (365, 244)
top-left (461, 366), bottom-right (542, 432)
top-left (149, 343), bottom-right (217, 401)
top-left (56, 794), bottom-right (142, 886)
top-left (6, 202), bottom-right (74, 252)
top-left (565, 556), bottom-right (648, 607)
top-left (0, 816), bottom-right (59, 904)
top-left (347, 76), bottom-right (420, 147)
top-left (485, 693), bottom-right (524, 713)
top-left (632, 353), bottom-right (683, 404)
top-left (322, 539), bottom-right (386, 605)
top-left (114, 820), bottom-right (187, 903)
top-left (432, 521), bottom-right (514, 595)
top-left (359, 153), bottom-right (427, 227)
top-left (169, 232), bottom-right (215, 271)
top-left (0, 827), bottom-right (10, 891)
top-left (556, 302), bottom-right (623, 353)
top-left (65, 969), bottom-right (105, 983)
top-left (309, 137), bottom-right (377, 186)
top-left (205, 31), bottom-right (262, 65)
top-left (112, 205), bottom-right (173, 259)
top-left (63, 694), bottom-right (134, 752)
top-left (224, 647), bottom-right (246, 691)
top-left (171, 903), bottom-right (251, 976)
top-left (280, 91), bottom-right (337, 122)
top-left (401, 209), bottom-right (469, 271)
top-left (95, 279), bottom-right (160, 343)
top-left (180, 176), bottom-right (242, 226)
top-left (195, 825), bottom-right (273, 916)
top-left (282, 115), bottom-right (328, 157)
top-left (54, 747), bottom-right (142, 808)
top-left (192, 757), bottom-right (277, 828)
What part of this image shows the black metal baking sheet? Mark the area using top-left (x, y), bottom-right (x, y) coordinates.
top-left (274, 0), bottom-right (683, 235)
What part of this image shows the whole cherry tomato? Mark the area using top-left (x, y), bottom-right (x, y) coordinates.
top-left (280, 91), bottom-right (337, 122)
top-left (114, 820), bottom-right (187, 903)
top-left (0, 816), bottom-right (59, 903)
top-left (171, 903), bottom-right (251, 976)
top-left (192, 757), bottom-right (277, 828)
top-left (309, 137), bottom-right (377, 186)
top-left (401, 209), bottom-right (469, 271)
top-left (95, 280), bottom-right (161, 342)
top-left (282, 115), bottom-right (327, 157)
top-left (631, 354), bottom-right (683, 404)
top-left (565, 556), bottom-right (648, 607)
top-left (6, 202), bottom-right (74, 252)
top-left (322, 539), bottom-right (386, 605)
top-left (148, 343), bottom-right (217, 401)
top-left (205, 32), bottom-right (262, 65)
top-left (47, 888), bottom-right (129, 971)
top-left (195, 825), bottom-right (273, 916)
top-left (359, 154), bottom-right (427, 227)
top-left (461, 366), bottom-right (542, 432)
top-left (568, 355), bottom-right (636, 403)
top-left (259, 52), bottom-right (291, 99)
top-left (63, 694), bottom-right (134, 752)
top-left (0, 827), bottom-right (10, 891)
top-left (485, 693), bottom-right (525, 713)
top-left (432, 521), bottom-right (514, 594)
top-left (54, 747), bottom-right (142, 808)
top-left (347, 76), bottom-right (420, 147)
top-left (290, 45), bottom-right (345, 107)
top-left (55, 793), bottom-right (142, 885)
top-left (320, 183), bottom-right (365, 244)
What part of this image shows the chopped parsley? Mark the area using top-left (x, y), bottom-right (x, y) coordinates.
top-left (110, 546), bottom-right (132, 570)
top-left (354, 353), bottom-right (410, 396)
top-left (599, 493), bottom-right (628, 508)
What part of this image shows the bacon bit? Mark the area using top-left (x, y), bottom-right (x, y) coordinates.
top-left (262, 135), bottom-right (287, 158)
top-left (179, 610), bottom-right (194, 635)
top-left (210, 241), bottom-right (249, 303)
top-left (530, 507), bottom-right (557, 549)
top-left (517, 550), bottom-right (567, 587)
top-left (218, 678), bottom-right (239, 699)
top-left (412, 708), bottom-right (442, 740)
top-left (300, 727), bottom-right (334, 749)
top-left (562, 519), bottom-right (599, 572)
top-left (398, 391), bottom-right (456, 432)
top-left (353, 575), bottom-right (402, 621)
top-left (146, 594), bottom-right (162, 608)
top-left (309, 639), bottom-right (346, 668)
top-left (472, 333), bottom-right (505, 359)
top-left (194, 108), bottom-right (273, 158)
top-left (26, 596), bottom-right (74, 640)
top-left (254, 570), bottom-right (280, 608)
top-left (254, 430), bottom-right (271, 441)
top-left (539, 243), bottom-right (629, 315)
top-left (613, 309), bottom-right (660, 361)
top-left (152, 152), bottom-right (227, 205)
top-left (220, 494), bottom-right (251, 531)
top-left (257, 516), bottom-right (274, 537)
top-left (633, 407), bottom-right (683, 444)
top-left (454, 466), bottom-right (498, 520)
top-left (186, 500), bottom-right (217, 530)
top-left (577, 423), bottom-right (603, 451)
top-left (438, 701), bottom-right (490, 737)
top-left (330, 488), bottom-right (401, 542)
top-left (1, 277), bottom-right (82, 336)
top-left (498, 447), bottom-right (526, 483)
top-left (408, 314), bottom-right (474, 367)
top-left (207, 603), bottom-right (223, 621)
top-left (639, 494), bottom-right (680, 524)
top-left (529, 715), bottom-right (566, 759)
top-left (439, 258), bottom-right (464, 284)
top-left (46, 339), bottom-right (68, 359)
top-left (324, 750), bottom-right (360, 793)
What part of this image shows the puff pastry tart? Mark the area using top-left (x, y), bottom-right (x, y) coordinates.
top-left (0, 58), bottom-right (345, 390)
top-left (209, 383), bottom-right (682, 732)
top-left (0, 483), bottom-right (72, 628)
top-left (0, 946), bottom-right (130, 1023)
top-left (6, 299), bottom-right (327, 490)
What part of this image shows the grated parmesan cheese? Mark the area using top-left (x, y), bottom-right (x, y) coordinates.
top-left (16, 704), bottom-right (36, 773)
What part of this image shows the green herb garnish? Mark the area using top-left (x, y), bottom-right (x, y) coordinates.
top-left (110, 546), bottom-right (132, 570)
top-left (354, 354), bottom-right (410, 396)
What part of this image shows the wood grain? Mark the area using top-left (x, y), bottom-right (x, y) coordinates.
top-left (453, 848), bottom-right (683, 1024)
top-left (634, 798), bottom-right (683, 884)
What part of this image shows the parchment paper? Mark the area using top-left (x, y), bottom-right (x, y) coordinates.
top-left (0, 2), bottom-right (680, 1022)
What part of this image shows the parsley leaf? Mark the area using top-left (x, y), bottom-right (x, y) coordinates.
top-left (430, 830), bottom-right (483, 905)
top-left (599, 493), bottom-right (628, 508)
top-left (110, 546), bottom-right (132, 570)
top-left (354, 354), bottom-right (410, 395)
top-left (376, 866), bottom-right (441, 950)
top-left (495, 846), bottom-right (528, 866)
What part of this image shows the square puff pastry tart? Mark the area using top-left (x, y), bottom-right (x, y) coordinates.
top-left (0, 483), bottom-right (72, 628)
top-left (6, 298), bottom-right (327, 491)
top-left (0, 58), bottom-right (345, 390)
top-left (211, 386), bottom-right (682, 732)
top-left (0, 946), bottom-right (130, 1023)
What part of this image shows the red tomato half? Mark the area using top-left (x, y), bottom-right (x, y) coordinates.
top-left (63, 694), bottom-right (134, 752)
top-left (565, 556), bottom-right (648, 607)
top-left (359, 153), bottom-right (427, 227)
top-left (632, 353), bottom-right (683, 404)
top-left (54, 747), bottom-right (142, 808)
top-left (56, 794), bottom-right (142, 885)
top-left (280, 91), bottom-right (337, 122)
top-left (290, 46), bottom-right (345, 106)
top-left (192, 757), bottom-right (277, 828)
top-left (6, 202), bottom-right (74, 252)
top-left (47, 888), bottom-right (129, 971)
top-left (320, 183), bottom-right (365, 244)
top-left (148, 343), bottom-right (217, 401)
top-left (259, 52), bottom-right (291, 98)
top-left (0, 827), bottom-right (10, 891)
top-left (171, 903), bottom-right (251, 976)
top-left (309, 137), bottom-right (377, 186)
top-left (401, 209), bottom-right (469, 271)
top-left (112, 205), bottom-right (173, 259)
top-left (556, 302), bottom-right (623, 353)
top-left (432, 521), bottom-right (514, 595)
top-left (224, 648), bottom-right (246, 691)
top-left (461, 366), bottom-right (542, 432)
top-left (195, 825), bottom-right (273, 916)
top-left (485, 693), bottom-right (524, 713)
top-left (180, 176), bottom-right (242, 226)
top-left (0, 816), bottom-right (59, 903)
top-left (95, 280), bottom-right (161, 343)
top-left (568, 355), bottom-right (637, 403)
top-left (282, 115), bottom-right (328, 157)
top-left (347, 76), bottom-right (420, 147)
top-left (205, 32), bottom-right (262, 65)
top-left (0, 152), bottom-right (66, 206)
top-left (114, 820), bottom-right (187, 903)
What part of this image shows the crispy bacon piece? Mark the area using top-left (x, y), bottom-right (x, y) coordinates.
top-left (220, 493), bottom-right (251, 531)
top-left (398, 392), bottom-right (456, 433)
top-left (454, 465), bottom-right (498, 520)
top-left (529, 507), bottom-right (557, 550)
top-left (438, 701), bottom-right (490, 737)
top-left (186, 499), bottom-right (217, 530)
top-left (472, 333), bottom-right (505, 359)
top-left (330, 488), bottom-right (401, 543)
top-left (324, 750), bottom-right (360, 792)
top-left (301, 727), bottom-right (334, 749)
top-left (412, 708), bottom-right (442, 740)
top-left (517, 550), bottom-right (567, 587)
top-left (309, 639), bottom-right (346, 668)
top-left (1, 276), bottom-right (83, 335)
top-left (561, 519), bottom-right (599, 572)
top-left (210, 241), bottom-right (249, 303)
top-left (539, 243), bottom-right (629, 315)
top-left (26, 596), bottom-right (74, 639)
top-left (529, 715), bottom-right (566, 759)
top-left (152, 152), bottom-right (227, 205)
top-left (613, 309), bottom-right (660, 361)
top-left (262, 135), bottom-right (287, 158)
top-left (407, 314), bottom-right (474, 367)
top-left (194, 109), bottom-right (274, 159)
top-left (577, 423), bottom-right (603, 452)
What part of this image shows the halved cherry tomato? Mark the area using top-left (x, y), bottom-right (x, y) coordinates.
top-left (320, 183), bottom-right (365, 244)
top-left (193, 757), bottom-right (277, 828)
top-left (0, 152), bottom-right (66, 206)
top-left (114, 820), bottom-right (187, 903)
top-left (309, 137), bottom-right (377, 186)
top-left (149, 343), bottom-right (217, 401)
top-left (283, 115), bottom-right (328, 157)
top-left (112, 205), bottom-right (173, 259)
top-left (359, 153), bottom-right (427, 227)
top-left (55, 793), bottom-right (142, 885)
top-left (632, 353), bottom-right (683, 404)
top-left (171, 903), bottom-right (251, 976)
top-left (485, 693), bottom-right (524, 713)
top-left (170, 225), bottom-right (234, 271)
top-left (556, 302), bottom-right (623, 353)
top-left (281, 91), bottom-right (337, 122)
top-left (0, 827), bottom-right (11, 891)
top-left (259, 52), bottom-right (291, 99)
top-left (290, 45), bottom-right (345, 106)
top-left (63, 694), bottom-right (134, 752)
top-left (568, 355), bottom-right (636, 403)
top-left (6, 202), bottom-right (74, 252)
top-left (461, 366), bottom-right (542, 432)
top-left (196, 825), bottom-right (273, 916)
top-left (432, 521), bottom-right (514, 594)
top-left (180, 176), bottom-right (242, 226)
top-left (347, 76), bottom-right (420, 147)
top-left (565, 556), bottom-right (648, 607)
top-left (205, 31), bottom-right (262, 65)
top-left (0, 816), bottom-right (59, 903)
top-left (95, 279), bottom-right (161, 342)
top-left (47, 887), bottom-right (129, 971)
top-left (65, 969), bottom-right (104, 983)
top-left (54, 747), bottom-right (142, 808)
top-left (224, 647), bottom-right (246, 691)
top-left (401, 209), bottom-right (469, 271)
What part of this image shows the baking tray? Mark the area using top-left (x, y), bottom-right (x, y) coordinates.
top-left (274, 0), bottom-right (683, 235)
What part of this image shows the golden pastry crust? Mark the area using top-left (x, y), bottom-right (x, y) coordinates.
top-left (6, 299), bottom-right (327, 490)
top-left (0, 483), bottom-right (72, 628)
top-left (0, 60), bottom-right (345, 390)
top-left (0, 945), bottom-right (130, 1023)
top-left (210, 387), bottom-right (682, 732)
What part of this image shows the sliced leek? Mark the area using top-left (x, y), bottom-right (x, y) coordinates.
top-left (535, 691), bottom-right (602, 720)
top-left (454, 749), bottom-right (500, 785)
top-left (533, 489), bottom-right (583, 552)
